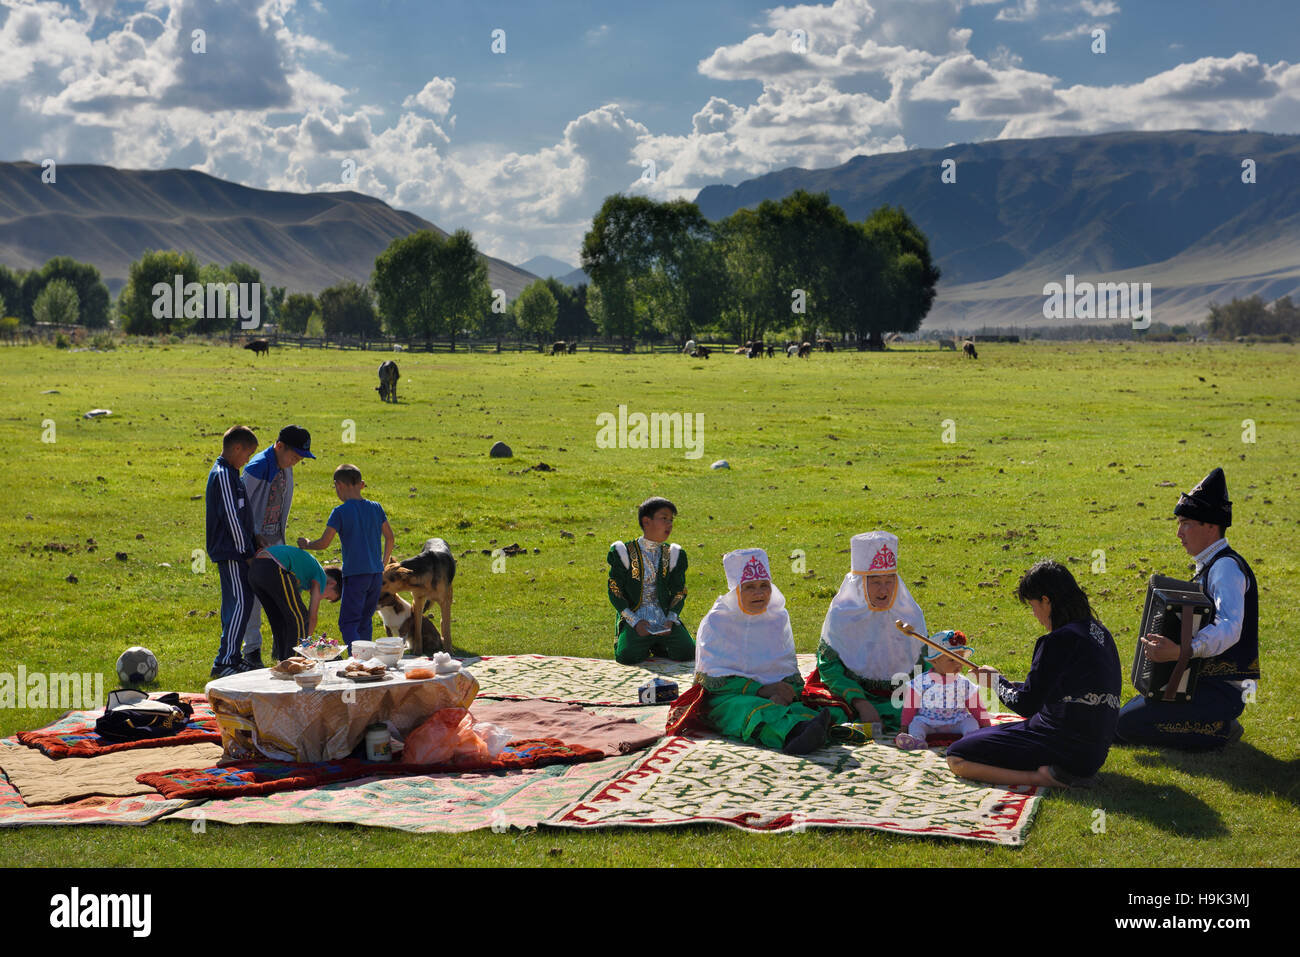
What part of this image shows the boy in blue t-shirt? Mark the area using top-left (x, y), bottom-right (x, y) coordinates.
top-left (298, 464), bottom-right (394, 648)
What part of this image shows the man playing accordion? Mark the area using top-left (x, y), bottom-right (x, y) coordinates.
top-left (1115, 467), bottom-right (1259, 750)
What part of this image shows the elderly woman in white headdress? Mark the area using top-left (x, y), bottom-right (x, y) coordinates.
top-left (803, 531), bottom-right (929, 734)
top-left (665, 548), bottom-right (835, 755)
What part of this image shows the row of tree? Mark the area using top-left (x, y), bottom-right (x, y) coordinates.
top-left (0, 259), bottom-right (113, 328)
top-left (1206, 295), bottom-right (1300, 338)
top-left (3, 189), bottom-right (940, 348)
top-left (581, 191), bottom-right (940, 349)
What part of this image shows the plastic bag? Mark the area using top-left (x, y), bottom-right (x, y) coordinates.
top-left (475, 722), bottom-right (512, 760)
top-left (403, 708), bottom-right (492, 766)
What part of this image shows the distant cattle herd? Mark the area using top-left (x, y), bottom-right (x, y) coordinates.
top-left (237, 332), bottom-right (983, 402)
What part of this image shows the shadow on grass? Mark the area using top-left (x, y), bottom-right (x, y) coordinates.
top-left (1052, 769), bottom-right (1229, 838)
top-left (1129, 741), bottom-right (1300, 808)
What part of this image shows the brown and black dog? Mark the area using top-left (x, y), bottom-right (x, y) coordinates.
top-left (380, 537), bottom-right (455, 655)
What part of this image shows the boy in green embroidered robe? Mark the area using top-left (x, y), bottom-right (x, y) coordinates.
top-left (693, 548), bottom-right (835, 754)
top-left (809, 531), bottom-right (930, 733)
top-left (607, 497), bottom-right (695, 664)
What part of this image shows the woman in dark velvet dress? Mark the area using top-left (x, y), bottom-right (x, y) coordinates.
top-left (947, 560), bottom-right (1122, 788)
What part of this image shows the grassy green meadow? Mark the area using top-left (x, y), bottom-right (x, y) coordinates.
top-left (1, 339), bottom-right (1296, 866)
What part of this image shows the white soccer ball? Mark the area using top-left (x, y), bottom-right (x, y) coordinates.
top-left (116, 646), bottom-right (158, 684)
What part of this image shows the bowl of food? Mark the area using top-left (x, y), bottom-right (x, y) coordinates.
top-left (294, 670), bottom-right (323, 690)
top-left (295, 634), bottom-right (343, 663)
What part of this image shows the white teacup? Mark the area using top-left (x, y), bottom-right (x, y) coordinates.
top-left (351, 641), bottom-right (378, 660)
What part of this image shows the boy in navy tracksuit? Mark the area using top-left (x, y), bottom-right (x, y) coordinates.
top-left (206, 426), bottom-right (259, 678)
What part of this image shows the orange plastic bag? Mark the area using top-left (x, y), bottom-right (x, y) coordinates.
top-left (403, 708), bottom-right (492, 766)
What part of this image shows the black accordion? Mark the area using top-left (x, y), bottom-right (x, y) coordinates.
top-left (1130, 574), bottom-right (1214, 702)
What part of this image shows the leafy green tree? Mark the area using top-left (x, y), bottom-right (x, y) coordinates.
top-left (318, 281), bottom-right (380, 338)
top-left (439, 229), bottom-right (491, 352)
top-left (33, 278), bottom-right (80, 326)
top-left (118, 250), bottom-right (202, 335)
top-left (545, 279), bottom-right (592, 342)
top-left (0, 266), bottom-right (21, 324)
top-left (716, 207), bottom-right (784, 344)
top-left (38, 257), bottom-right (111, 328)
top-left (474, 290), bottom-right (516, 351)
top-left (373, 230), bottom-right (444, 340)
top-left (267, 285), bottom-right (287, 330)
top-left (581, 195), bottom-right (657, 347)
top-left (856, 205), bottom-right (940, 349)
top-left (281, 293), bottom-right (316, 334)
top-left (515, 280), bottom-right (559, 349)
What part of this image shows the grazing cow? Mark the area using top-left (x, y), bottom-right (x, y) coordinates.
top-left (938, 338), bottom-right (957, 351)
top-left (817, 338), bottom-right (835, 353)
top-left (684, 339), bottom-right (696, 355)
top-left (567, 340), bottom-right (577, 354)
top-left (786, 342), bottom-right (799, 357)
top-left (733, 345), bottom-right (749, 355)
top-left (376, 360), bottom-right (400, 402)
top-left (551, 340), bottom-right (567, 355)
top-left (765, 343), bottom-right (775, 358)
top-left (747, 339), bottom-right (764, 359)
top-left (694, 346), bottom-right (711, 359)
top-left (244, 338), bottom-right (270, 356)
top-left (962, 340), bottom-right (978, 359)
top-left (798, 341), bottom-right (812, 358)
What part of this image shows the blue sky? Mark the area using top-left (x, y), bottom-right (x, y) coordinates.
top-left (4, 0), bottom-right (1300, 266)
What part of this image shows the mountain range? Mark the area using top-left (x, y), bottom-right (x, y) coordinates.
top-left (695, 129), bottom-right (1300, 328)
top-left (7, 130), bottom-right (1299, 329)
top-left (0, 161), bottom-right (538, 300)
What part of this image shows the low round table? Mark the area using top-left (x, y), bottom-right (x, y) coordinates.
top-left (205, 660), bottom-right (479, 762)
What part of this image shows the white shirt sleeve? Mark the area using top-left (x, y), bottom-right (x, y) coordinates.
top-left (1191, 557), bottom-right (1247, 659)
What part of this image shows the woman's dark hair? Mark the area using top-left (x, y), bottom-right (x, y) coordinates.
top-left (1016, 560), bottom-right (1098, 630)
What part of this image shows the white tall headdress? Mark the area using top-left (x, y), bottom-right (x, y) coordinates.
top-left (821, 532), bottom-right (927, 680)
top-left (695, 548), bottom-right (798, 685)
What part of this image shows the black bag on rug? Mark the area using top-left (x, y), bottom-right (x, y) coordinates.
top-left (94, 689), bottom-right (195, 741)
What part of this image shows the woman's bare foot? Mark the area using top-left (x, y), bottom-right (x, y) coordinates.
top-left (1036, 765), bottom-right (1069, 787)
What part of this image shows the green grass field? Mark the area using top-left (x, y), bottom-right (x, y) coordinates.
top-left (1, 339), bottom-right (1296, 866)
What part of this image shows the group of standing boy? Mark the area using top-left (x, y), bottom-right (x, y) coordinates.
top-left (204, 424), bottom-right (393, 678)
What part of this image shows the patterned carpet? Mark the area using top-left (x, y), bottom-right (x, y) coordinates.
top-left (1, 655), bottom-right (1045, 844)
top-left (470, 654), bottom-right (816, 706)
top-left (549, 733), bottom-right (1041, 845)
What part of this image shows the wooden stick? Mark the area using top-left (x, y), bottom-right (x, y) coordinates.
top-left (894, 619), bottom-right (984, 671)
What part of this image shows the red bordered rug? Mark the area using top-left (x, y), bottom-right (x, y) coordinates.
top-left (547, 734), bottom-right (1042, 846)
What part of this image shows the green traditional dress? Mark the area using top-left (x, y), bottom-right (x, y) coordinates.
top-left (692, 549), bottom-right (822, 748)
top-left (698, 671), bottom-right (819, 748)
top-left (812, 532), bottom-right (929, 734)
top-left (606, 537), bottom-right (695, 664)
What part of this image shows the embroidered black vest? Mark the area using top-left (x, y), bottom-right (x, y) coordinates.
top-left (1195, 546), bottom-right (1260, 681)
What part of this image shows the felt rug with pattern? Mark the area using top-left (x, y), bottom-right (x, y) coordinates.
top-left (548, 732), bottom-right (1042, 846)
top-left (470, 654), bottom-right (816, 706)
top-left (15, 694), bottom-right (220, 758)
top-left (139, 737), bottom-right (604, 800)
top-left (0, 740), bottom-right (223, 805)
top-left (168, 751), bottom-right (646, 833)
top-left (0, 769), bottom-right (194, 828)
